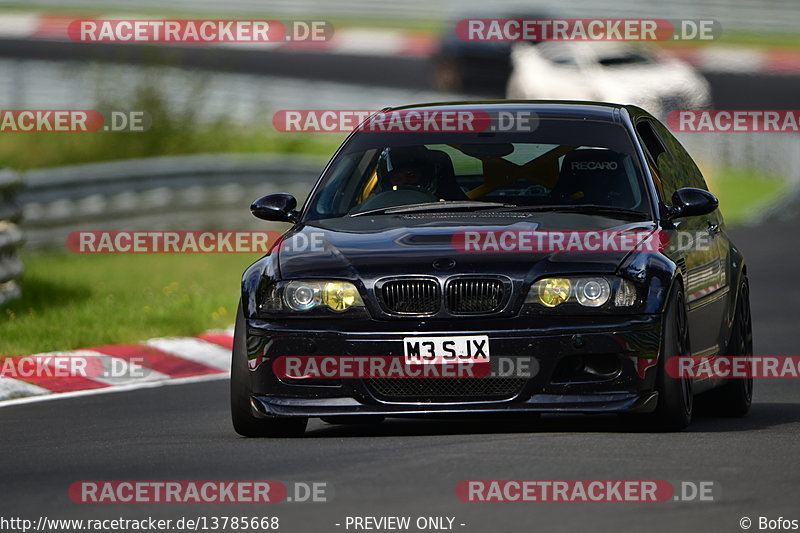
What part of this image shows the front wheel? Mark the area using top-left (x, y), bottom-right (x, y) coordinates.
top-left (648, 284), bottom-right (693, 431)
top-left (231, 301), bottom-right (308, 438)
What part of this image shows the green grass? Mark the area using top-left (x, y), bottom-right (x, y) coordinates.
top-left (709, 30), bottom-right (800, 50)
top-left (0, 252), bottom-right (258, 356)
top-left (0, 128), bottom-right (342, 170)
top-left (709, 167), bottom-right (787, 225)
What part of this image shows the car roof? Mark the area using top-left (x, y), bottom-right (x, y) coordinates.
top-left (384, 100), bottom-right (642, 123)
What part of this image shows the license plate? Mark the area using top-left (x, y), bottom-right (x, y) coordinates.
top-left (403, 335), bottom-right (490, 365)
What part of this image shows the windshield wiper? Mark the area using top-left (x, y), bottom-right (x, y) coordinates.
top-left (492, 204), bottom-right (651, 220)
top-left (350, 201), bottom-right (517, 217)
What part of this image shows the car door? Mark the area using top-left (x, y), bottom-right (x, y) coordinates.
top-left (634, 118), bottom-right (727, 359)
top-left (653, 121), bottom-right (730, 357)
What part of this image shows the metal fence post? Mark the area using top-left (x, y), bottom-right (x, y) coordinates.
top-left (0, 168), bottom-right (24, 306)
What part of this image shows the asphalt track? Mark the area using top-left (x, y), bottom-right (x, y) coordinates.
top-left (0, 210), bottom-right (798, 532)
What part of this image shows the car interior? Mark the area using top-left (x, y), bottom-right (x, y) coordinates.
top-left (348, 143), bottom-right (645, 214)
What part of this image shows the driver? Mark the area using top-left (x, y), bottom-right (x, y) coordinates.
top-left (353, 146), bottom-right (442, 213)
top-left (378, 146), bottom-right (439, 196)
top-left (386, 166), bottom-right (426, 189)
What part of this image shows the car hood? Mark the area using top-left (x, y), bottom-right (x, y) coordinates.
top-left (276, 213), bottom-right (657, 281)
top-left (593, 62), bottom-right (705, 94)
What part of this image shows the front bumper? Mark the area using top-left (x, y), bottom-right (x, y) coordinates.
top-left (244, 314), bottom-right (663, 418)
top-left (250, 391), bottom-right (659, 418)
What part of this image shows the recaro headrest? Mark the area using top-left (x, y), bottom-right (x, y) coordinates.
top-left (555, 149), bottom-right (634, 207)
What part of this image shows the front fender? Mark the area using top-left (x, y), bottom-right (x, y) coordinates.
top-left (241, 254), bottom-right (279, 319)
top-left (618, 251), bottom-right (679, 314)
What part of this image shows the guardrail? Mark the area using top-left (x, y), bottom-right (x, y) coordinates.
top-left (0, 169), bottom-right (23, 305)
top-left (678, 132), bottom-right (800, 191)
top-left (19, 153), bottom-right (328, 248)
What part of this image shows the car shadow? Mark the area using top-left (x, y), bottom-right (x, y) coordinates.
top-left (303, 402), bottom-right (800, 438)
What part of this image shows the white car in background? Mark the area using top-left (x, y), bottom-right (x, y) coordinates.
top-left (506, 41), bottom-right (711, 118)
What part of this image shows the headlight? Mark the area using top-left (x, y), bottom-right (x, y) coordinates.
top-left (575, 278), bottom-right (611, 307)
top-left (323, 281), bottom-right (360, 311)
top-left (284, 282), bottom-right (319, 311)
top-left (535, 278), bottom-right (571, 307)
top-left (281, 280), bottom-right (364, 312)
top-left (526, 276), bottom-right (635, 309)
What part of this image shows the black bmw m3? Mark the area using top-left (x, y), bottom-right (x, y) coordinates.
top-left (231, 101), bottom-right (752, 436)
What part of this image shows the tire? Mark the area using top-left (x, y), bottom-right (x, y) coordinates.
top-left (320, 416), bottom-right (385, 425)
top-left (648, 283), bottom-right (693, 431)
top-left (696, 278), bottom-right (753, 417)
top-left (231, 301), bottom-right (308, 438)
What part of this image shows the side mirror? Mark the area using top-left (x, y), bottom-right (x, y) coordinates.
top-left (667, 187), bottom-right (718, 220)
top-left (250, 193), bottom-right (298, 223)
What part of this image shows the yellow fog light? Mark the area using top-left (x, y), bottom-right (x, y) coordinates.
top-left (323, 282), bottom-right (361, 311)
top-left (536, 278), bottom-right (571, 307)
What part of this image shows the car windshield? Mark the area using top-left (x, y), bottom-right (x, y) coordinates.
top-left (303, 115), bottom-right (651, 221)
top-left (597, 51), bottom-right (653, 67)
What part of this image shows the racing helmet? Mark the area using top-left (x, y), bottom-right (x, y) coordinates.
top-left (376, 146), bottom-right (439, 195)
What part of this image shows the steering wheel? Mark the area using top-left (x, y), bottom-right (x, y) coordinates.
top-left (523, 184), bottom-right (550, 197)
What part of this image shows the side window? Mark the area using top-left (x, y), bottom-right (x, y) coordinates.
top-left (636, 120), bottom-right (680, 204)
top-left (635, 120), bottom-right (666, 164)
top-left (652, 121), bottom-right (710, 191)
top-left (316, 149), bottom-right (378, 215)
